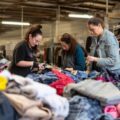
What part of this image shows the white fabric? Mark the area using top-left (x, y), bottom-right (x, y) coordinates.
top-left (0, 70), bottom-right (12, 79)
top-left (28, 82), bottom-right (56, 99)
top-left (10, 74), bottom-right (56, 99)
top-left (7, 73), bottom-right (68, 117)
top-left (42, 94), bottom-right (69, 117)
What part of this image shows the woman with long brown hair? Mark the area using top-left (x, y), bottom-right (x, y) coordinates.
top-left (60, 33), bottom-right (86, 71)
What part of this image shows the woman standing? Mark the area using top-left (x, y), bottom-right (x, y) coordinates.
top-left (9, 24), bottom-right (44, 77)
top-left (87, 17), bottom-right (120, 74)
top-left (60, 33), bottom-right (86, 71)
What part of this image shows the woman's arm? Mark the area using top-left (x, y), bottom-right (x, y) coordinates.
top-left (87, 33), bottom-right (119, 67)
top-left (16, 61), bottom-right (33, 67)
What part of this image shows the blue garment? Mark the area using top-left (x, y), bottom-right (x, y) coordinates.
top-left (88, 70), bottom-right (100, 79)
top-left (95, 114), bottom-right (114, 120)
top-left (76, 70), bottom-right (99, 79)
top-left (0, 92), bottom-right (19, 120)
top-left (27, 72), bottom-right (58, 84)
top-left (76, 71), bottom-right (88, 80)
top-left (62, 70), bottom-right (99, 83)
top-left (62, 70), bottom-right (80, 83)
top-left (65, 95), bottom-right (102, 120)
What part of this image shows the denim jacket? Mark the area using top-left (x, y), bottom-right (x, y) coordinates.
top-left (90, 29), bottom-right (120, 71)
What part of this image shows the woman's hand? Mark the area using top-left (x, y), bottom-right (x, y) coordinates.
top-left (38, 63), bottom-right (45, 70)
top-left (87, 55), bottom-right (98, 62)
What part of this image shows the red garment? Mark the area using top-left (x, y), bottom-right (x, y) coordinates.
top-left (96, 76), bottom-right (106, 81)
top-left (50, 69), bottom-right (74, 95)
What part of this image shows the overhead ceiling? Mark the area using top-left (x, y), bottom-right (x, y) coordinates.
top-left (0, 0), bottom-right (120, 34)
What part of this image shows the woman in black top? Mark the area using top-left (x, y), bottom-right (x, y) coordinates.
top-left (9, 24), bottom-right (44, 77)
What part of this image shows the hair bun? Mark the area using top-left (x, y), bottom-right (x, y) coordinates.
top-left (37, 24), bottom-right (42, 29)
top-left (31, 24), bottom-right (42, 30)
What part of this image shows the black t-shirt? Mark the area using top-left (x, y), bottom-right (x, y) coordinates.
top-left (9, 41), bottom-right (36, 77)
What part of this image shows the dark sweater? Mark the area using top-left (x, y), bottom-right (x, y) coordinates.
top-left (74, 44), bottom-right (86, 71)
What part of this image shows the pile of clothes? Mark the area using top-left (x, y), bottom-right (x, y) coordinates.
top-left (0, 66), bottom-right (120, 120)
top-left (0, 70), bottom-right (69, 120)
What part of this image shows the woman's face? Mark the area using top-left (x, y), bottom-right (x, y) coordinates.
top-left (29, 34), bottom-right (42, 47)
top-left (61, 41), bottom-right (70, 51)
top-left (88, 24), bottom-right (103, 36)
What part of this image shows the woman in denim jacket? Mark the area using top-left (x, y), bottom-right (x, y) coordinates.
top-left (87, 17), bottom-right (120, 74)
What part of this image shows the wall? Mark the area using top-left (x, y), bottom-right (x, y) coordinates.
top-left (0, 19), bottom-right (89, 44)
top-left (0, 19), bottom-right (89, 59)
top-left (53, 19), bottom-right (89, 46)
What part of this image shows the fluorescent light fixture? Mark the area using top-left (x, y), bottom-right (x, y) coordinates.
top-left (68, 14), bottom-right (93, 19)
top-left (1, 21), bottom-right (30, 26)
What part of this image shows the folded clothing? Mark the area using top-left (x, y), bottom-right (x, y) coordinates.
top-left (64, 79), bottom-right (120, 105)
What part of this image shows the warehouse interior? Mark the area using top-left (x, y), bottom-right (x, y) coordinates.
top-left (0, 0), bottom-right (119, 61)
top-left (0, 0), bottom-right (120, 120)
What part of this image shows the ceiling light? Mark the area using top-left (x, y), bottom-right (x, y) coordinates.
top-left (1, 21), bottom-right (30, 26)
top-left (68, 14), bottom-right (93, 19)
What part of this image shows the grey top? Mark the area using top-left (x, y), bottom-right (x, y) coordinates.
top-left (62, 52), bottom-right (75, 69)
top-left (90, 29), bottom-right (120, 71)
